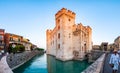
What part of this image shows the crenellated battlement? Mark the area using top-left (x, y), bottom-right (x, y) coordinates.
top-left (55, 8), bottom-right (76, 19)
top-left (87, 26), bottom-right (92, 30)
top-left (46, 29), bottom-right (52, 34)
top-left (75, 23), bottom-right (92, 32)
top-left (46, 8), bottom-right (92, 61)
top-left (47, 29), bottom-right (52, 32)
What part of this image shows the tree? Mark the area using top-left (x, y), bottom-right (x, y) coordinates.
top-left (8, 44), bottom-right (25, 53)
top-left (8, 44), bottom-right (13, 53)
top-left (19, 45), bottom-right (25, 52)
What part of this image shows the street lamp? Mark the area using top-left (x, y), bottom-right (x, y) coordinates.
top-left (12, 44), bottom-right (16, 48)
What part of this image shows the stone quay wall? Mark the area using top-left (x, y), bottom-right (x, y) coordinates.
top-left (82, 53), bottom-right (105, 73)
top-left (89, 50), bottom-right (104, 62)
top-left (7, 50), bottom-right (44, 70)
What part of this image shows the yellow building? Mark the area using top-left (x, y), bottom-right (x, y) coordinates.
top-left (22, 38), bottom-right (32, 51)
top-left (46, 8), bottom-right (92, 61)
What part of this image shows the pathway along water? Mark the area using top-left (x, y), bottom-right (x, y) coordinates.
top-left (13, 54), bottom-right (92, 73)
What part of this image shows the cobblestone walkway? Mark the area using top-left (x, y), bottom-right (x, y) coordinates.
top-left (103, 53), bottom-right (120, 73)
top-left (0, 55), bottom-right (13, 73)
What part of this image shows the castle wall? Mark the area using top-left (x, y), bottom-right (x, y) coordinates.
top-left (46, 8), bottom-right (92, 61)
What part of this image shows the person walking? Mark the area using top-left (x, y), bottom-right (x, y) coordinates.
top-left (109, 49), bottom-right (120, 73)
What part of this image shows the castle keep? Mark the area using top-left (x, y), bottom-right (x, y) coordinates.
top-left (46, 8), bottom-right (92, 61)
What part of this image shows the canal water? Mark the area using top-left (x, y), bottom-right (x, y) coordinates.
top-left (13, 54), bottom-right (92, 73)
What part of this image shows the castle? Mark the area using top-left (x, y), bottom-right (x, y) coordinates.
top-left (46, 8), bottom-right (92, 61)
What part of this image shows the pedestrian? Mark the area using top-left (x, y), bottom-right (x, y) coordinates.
top-left (109, 48), bottom-right (120, 73)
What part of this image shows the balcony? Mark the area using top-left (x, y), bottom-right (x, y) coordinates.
top-left (9, 41), bottom-right (22, 45)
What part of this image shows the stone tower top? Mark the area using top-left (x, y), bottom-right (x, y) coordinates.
top-left (55, 8), bottom-right (76, 19)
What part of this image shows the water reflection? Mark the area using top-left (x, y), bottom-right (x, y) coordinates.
top-left (13, 54), bottom-right (48, 73)
top-left (47, 55), bottom-right (91, 73)
top-left (13, 54), bottom-right (91, 73)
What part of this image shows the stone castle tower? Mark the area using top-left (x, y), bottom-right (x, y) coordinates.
top-left (46, 8), bottom-right (92, 61)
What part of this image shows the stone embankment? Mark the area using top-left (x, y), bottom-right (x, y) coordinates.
top-left (82, 53), bottom-right (105, 73)
top-left (88, 50), bottom-right (104, 62)
top-left (7, 50), bottom-right (44, 70)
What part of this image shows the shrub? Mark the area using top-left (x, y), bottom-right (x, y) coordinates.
top-left (35, 48), bottom-right (44, 51)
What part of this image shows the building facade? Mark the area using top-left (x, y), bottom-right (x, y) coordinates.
top-left (100, 42), bottom-right (108, 51)
top-left (0, 29), bottom-right (5, 50)
top-left (114, 36), bottom-right (120, 50)
top-left (92, 45), bottom-right (100, 50)
top-left (22, 38), bottom-right (32, 51)
top-left (4, 33), bottom-right (32, 51)
top-left (4, 33), bottom-right (23, 49)
top-left (46, 8), bottom-right (92, 61)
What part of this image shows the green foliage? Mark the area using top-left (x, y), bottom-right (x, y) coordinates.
top-left (19, 45), bottom-right (25, 52)
top-left (8, 44), bottom-right (25, 53)
top-left (8, 44), bottom-right (14, 53)
top-left (35, 48), bottom-right (44, 51)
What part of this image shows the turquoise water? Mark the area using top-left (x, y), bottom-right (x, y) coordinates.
top-left (13, 54), bottom-right (92, 73)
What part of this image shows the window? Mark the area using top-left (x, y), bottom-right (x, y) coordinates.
top-left (0, 41), bottom-right (2, 44)
top-left (58, 19), bottom-right (60, 23)
top-left (69, 33), bottom-right (71, 38)
top-left (58, 33), bottom-right (60, 39)
top-left (0, 36), bottom-right (3, 39)
top-left (18, 38), bottom-right (20, 42)
top-left (58, 26), bottom-right (60, 30)
top-left (10, 37), bottom-right (13, 41)
top-left (68, 18), bottom-right (71, 21)
top-left (58, 44), bottom-right (60, 49)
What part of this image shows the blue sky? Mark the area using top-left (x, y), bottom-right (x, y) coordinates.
top-left (0, 0), bottom-right (120, 49)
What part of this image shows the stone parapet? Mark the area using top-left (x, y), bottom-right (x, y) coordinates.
top-left (82, 53), bottom-right (105, 73)
top-left (55, 8), bottom-right (75, 19)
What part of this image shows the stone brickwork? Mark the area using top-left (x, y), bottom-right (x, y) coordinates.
top-left (88, 50), bottom-right (104, 62)
top-left (46, 8), bottom-right (92, 61)
top-left (7, 50), bottom-right (43, 70)
top-left (82, 54), bottom-right (105, 73)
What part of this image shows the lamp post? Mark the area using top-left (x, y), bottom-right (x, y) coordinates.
top-left (12, 43), bottom-right (16, 54)
top-left (12, 44), bottom-right (16, 48)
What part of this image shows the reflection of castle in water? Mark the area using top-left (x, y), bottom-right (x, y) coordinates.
top-left (47, 55), bottom-right (91, 73)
